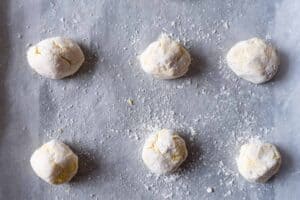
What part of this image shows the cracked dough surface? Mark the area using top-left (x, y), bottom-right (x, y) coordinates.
top-left (139, 34), bottom-right (191, 79)
top-left (30, 140), bottom-right (78, 185)
top-left (27, 37), bottom-right (85, 79)
top-left (142, 129), bottom-right (188, 174)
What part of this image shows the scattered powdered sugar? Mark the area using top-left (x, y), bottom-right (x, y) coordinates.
top-left (13, 0), bottom-right (279, 199)
top-left (206, 186), bottom-right (214, 193)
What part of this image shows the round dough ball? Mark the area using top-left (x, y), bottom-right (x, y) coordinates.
top-left (226, 37), bottom-right (279, 84)
top-left (236, 139), bottom-right (281, 183)
top-left (27, 37), bottom-right (85, 79)
top-left (142, 129), bottom-right (188, 174)
top-left (30, 140), bottom-right (78, 184)
top-left (139, 34), bottom-right (191, 79)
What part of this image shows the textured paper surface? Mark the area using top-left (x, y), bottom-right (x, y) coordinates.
top-left (0, 0), bottom-right (299, 199)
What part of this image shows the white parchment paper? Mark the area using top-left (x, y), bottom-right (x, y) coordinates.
top-left (0, 0), bottom-right (299, 199)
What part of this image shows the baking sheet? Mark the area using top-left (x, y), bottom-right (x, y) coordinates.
top-left (0, 0), bottom-right (300, 199)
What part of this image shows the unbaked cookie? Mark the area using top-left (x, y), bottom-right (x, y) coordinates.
top-left (27, 37), bottom-right (85, 79)
top-left (30, 140), bottom-right (78, 184)
top-left (226, 38), bottom-right (279, 84)
top-left (142, 129), bottom-right (188, 174)
top-left (236, 139), bottom-right (281, 183)
top-left (139, 34), bottom-right (191, 79)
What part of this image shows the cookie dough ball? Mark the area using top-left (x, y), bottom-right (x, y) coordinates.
top-left (142, 129), bottom-right (188, 174)
top-left (27, 37), bottom-right (85, 79)
top-left (30, 140), bottom-right (78, 184)
top-left (139, 34), bottom-right (191, 79)
top-left (236, 139), bottom-right (281, 183)
top-left (226, 38), bottom-right (279, 84)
